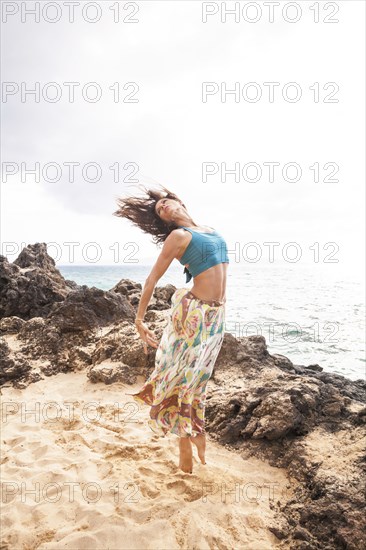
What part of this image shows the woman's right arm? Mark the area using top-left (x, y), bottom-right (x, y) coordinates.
top-left (134, 230), bottom-right (184, 353)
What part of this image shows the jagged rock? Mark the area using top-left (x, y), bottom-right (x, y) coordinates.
top-left (272, 353), bottom-right (295, 371)
top-left (0, 339), bottom-right (32, 385)
top-left (68, 347), bottom-right (93, 370)
top-left (14, 242), bottom-right (58, 271)
top-left (149, 284), bottom-right (177, 310)
top-left (0, 316), bottom-right (25, 334)
top-left (90, 320), bottom-right (164, 375)
top-left (213, 333), bottom-right (270, 367)
top-left (298, 486), bottom-right (365, 548)
top-left (293, 526), bottom-right (313, 541)
top-left (304, 364), bottom-right (323, 372)
top-left (65, 279), bottom-right (80, 290)
top-left (18, 317), bottom-right (64, 358)
top-left (111, 278), bottom-right (142, 307)
top-left (111, 278), bottom-right (142, 295)
top-left (204, 335), bottom-right (366, 550)
top-left (0, 245), bottom-right (70, 320)
top-left (47, 286), bottom-right (136, 332)
top-left (268, 524), bottom-right (290, 540)
top-left (207, 355), bottom-right (364, 446)
top-left (111, 279), bottom-right (176, 311)
top-left (87, 362), bottom-right (138, 385)
top-left (1, 316), bottom-right (93, 381)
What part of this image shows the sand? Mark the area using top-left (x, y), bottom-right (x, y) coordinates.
top-left (1, 371), bottom-right (296, 549)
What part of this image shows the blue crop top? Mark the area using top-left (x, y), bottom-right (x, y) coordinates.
top-left (177, 226), bottom-right (230, 283)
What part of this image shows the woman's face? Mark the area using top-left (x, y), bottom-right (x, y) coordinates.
top-left (155, 197), bottom-right (183, 222)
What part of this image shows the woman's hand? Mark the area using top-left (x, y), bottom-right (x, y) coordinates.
top-left (135, 321), bottom-right (159, 355)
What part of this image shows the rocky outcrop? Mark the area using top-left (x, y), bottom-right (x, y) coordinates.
top-left (47, 286), bottom-right (136, 333)
top-left (205, 336), bottom-right (366, 549)
top-left (0, 338), bottom-right (32, 385)
top-left (111, 278), bottom-right (176, 310)
top-left (0, 245), bottom-right (173, 384)
top-left (0, 244), bottom-right (73, 319)
top-left (207, 335), bottom-right (366, 442)
top-left (0, 243), bottom-right (365, 549)
top-left (0, 245), bottom-right (139, 332)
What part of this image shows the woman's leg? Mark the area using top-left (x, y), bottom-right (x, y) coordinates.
top-left (178, 435), bottom-right (193, 473)
top-left (188, 319), bottom-right (225, 466)
top-left (190, 431), bottom-right (206, 465)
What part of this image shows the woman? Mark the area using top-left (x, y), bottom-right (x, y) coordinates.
top-left (113, 184), bottom-right (229, 474)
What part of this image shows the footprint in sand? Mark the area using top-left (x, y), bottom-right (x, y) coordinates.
top-left (4, 436), bottom-right (26, 449)
top-left (137, 465), bottom-right (167, 477)
top-left (45, 417), bottom-right (84, 432)
top-left (165, 479), bottom-right (203, 502)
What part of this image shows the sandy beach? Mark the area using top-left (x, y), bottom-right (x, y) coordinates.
top-left (1, 371), bottom-right (295, 550)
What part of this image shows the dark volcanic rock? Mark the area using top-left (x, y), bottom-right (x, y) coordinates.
top-left (208, 339), bottom-right (366, 445)
top-left (205, 337), bottom-right (366, 550)
top-left (14, 243), bottom-right (60, 272)
top-left (111, 279), bottom-right (176, 311)
top-left (150, 284), bottom-right (177, 310)
top-left (0, 316), bottom-right (93, 384)
top-left (111, 278), bottom-right (142, 307)
top-left (0, 316), bottom-right (25, 334)
top-left (47, 286), bottom-right (136, 332)
top-left (18, 317), bottom-right (64, 358)
top-left (87, 362), bottom-right (138, 386)
top-left (213, 333), bottom-right (270, 367)
top-left (0, 244), bottom-right (72, 320)
top-left (86, 311), bottom-right (170, 385)
top-left (0, 338), bottom-right (32, 385)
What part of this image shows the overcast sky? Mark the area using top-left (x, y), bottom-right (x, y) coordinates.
top-left (1, 0), bottom-right (365, 281)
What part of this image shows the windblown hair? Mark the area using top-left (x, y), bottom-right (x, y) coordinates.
top-left (112, 184), bottom-right (188, 245)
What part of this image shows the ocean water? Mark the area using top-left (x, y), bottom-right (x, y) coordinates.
top-left (58, 263), bottom-right (365, 382)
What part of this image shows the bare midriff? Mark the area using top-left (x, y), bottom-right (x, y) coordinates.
top-left (189, 262), bottom-right (228, 303)
top-left (176, 227), bottom-right (228, 303)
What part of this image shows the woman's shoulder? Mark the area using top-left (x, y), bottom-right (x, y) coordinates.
top-left (166, 227), bottom-right (190, 240)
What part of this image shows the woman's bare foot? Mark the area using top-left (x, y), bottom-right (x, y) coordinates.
top-left (178, 437), bottom-right (193, 474)
top-left (190, 433), bottom-right (206, 465)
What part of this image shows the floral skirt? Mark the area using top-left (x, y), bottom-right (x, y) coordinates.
top-left (126, 287), bottom-right (226, 438)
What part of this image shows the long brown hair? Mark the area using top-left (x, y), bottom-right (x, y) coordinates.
top-left (113, 184), bottom-right (188, 245)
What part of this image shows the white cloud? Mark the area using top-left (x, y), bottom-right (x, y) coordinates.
top-left (1, 1), bottom-right (364, 282)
